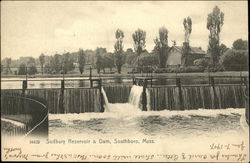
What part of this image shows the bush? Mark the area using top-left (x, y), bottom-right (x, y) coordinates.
top-left (220, 49), bottom-right (248, 71)
top-left (134, 52), bottom-right (158, 68)
top-left (18, 64), bottom-right (26, 75)
top-left (28, 65), bottom-right (37, 75)
top-left (154, 66), bottom-right (204, 73)
top-left (182, 66), bottom-right (205, 73)
top-left (194, 58), bottom-right (210, 68)
top-left (204, 64), bottom-right (225, 72)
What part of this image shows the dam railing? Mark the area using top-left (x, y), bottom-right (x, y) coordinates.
top-left (132, 76), bottom-right (248, 111)
top-left (1, 75), bottom-right (248, 113)
top-left (1, 94), bottom-right (48, 138)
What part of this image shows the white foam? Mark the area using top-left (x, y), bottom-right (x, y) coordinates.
top-left (1, 118), bottom-right (25, 127)
top-left (128, 85), bottom-right (143, 108)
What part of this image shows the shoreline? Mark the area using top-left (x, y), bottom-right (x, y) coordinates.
top-left (1, 71), bottom-right (249, 79)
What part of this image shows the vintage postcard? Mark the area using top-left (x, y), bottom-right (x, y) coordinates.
top-left (1, 1), bottom-right (249, 162)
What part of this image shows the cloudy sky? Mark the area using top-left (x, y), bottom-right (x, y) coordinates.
top-left (1, 1), bottom-right (248, 59)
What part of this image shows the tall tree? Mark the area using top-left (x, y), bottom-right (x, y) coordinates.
top-left (18, 64), bottom-right (27, 75)
top-left (154, 26), bottom-right (169, 68)
top-left (114, 29), bottom-right (125, 74)
top-left (125, 48), bottom-right (136, 65)
top-left (1, 64), bottom-right (3, 73)
top-left (52, 54), bottom-right (62, 74)
top-left (6, 58), bottom-right (12, 74)
top-left (183, 17), bottom-right (192, 43)
top-left (62, 52), bottom-right (75, 74)
top-left (104, 52), bottom-right (115, 71)
top-left (95, 48), bottom-right (107, 74)
top-left (39, 53), bottom-right (45, 75)
top-left (78, 49), bottom-right (86, 74)
top-left (44, 56), bottom-right (54, 74)
top-left (219, 44), bottom-right (228, 55)
top-left (232, 39), bottom-right (248, 50)
top-left (27, 57), bottom-right (37, 75)
top-left (207, 6), bottom-right (224, 65)
top-left (182, 17), bottom-right (192, 66)
top-left (132, 29), bottom-right (146, 56)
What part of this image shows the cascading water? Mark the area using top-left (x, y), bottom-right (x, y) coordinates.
top-left (101, 87), bottom-right (110, 112)
top-left (146, 89), bottom-right (151, 111)
top-left (101, 85), bottom-right (151, 112)
top-left (128, 85), bottom-right (143, 108)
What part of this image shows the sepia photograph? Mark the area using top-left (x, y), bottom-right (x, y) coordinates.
top-left (1, 1), bottom-right (249, 162)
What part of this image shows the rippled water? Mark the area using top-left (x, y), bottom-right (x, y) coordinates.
top-left (1, 77), bottom-right (132, 89)
top-left (49, 106), bottom-right (246, 139)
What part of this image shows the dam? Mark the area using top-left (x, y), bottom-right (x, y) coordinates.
top-left (1, 76), bottom-right (248, 113)
top-left (1, 75), bottom-right (249, 137)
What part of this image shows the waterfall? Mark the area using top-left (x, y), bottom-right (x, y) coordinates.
top-left (128, 85), bottom-right (143, 108)
top-left (101, 87), bottom-right (110, 112)
top-left (146, 89), bottom-right (151, 111)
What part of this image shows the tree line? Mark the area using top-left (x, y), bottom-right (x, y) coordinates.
top-left (1, 6), bottom-right (248, 75)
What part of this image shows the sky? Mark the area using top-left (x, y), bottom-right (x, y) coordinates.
top-left (1, 1), bottom-right (248, 59)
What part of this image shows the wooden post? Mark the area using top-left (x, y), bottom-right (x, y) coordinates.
top-left (98, 79), bottom-right (105, 112)
top-left (89, 66), bottom-right (92, 80)
top-left (176, 78), bottom-right (181, 88)
top-left (210, 76), bottom-right (218, 108)
top-left (210, 76), bottom-right (215, 87)
top-left (62, 66), bottom-right (65, 80)
top-left (90, 67), bottom-right (93, 88)
top-left (243, 77), bottom-right (247, 86)
top-left (240, 72), bottom-right (243, 85)
top-left (61, 80), bottom-right (65, 89)
top-left (25, 66), bottom-right (28, 81)
top-left (59, 80), bottom-right (65, 113)
top-left (22, 80), bottom-right (27, 91)
top-left (22, 80), bottom-right (27, 112)
top-left (142, 79), bottom-right (148, 111)
top-left (176, 78), bottom-right (183, 110)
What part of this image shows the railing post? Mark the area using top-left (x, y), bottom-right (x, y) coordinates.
top-left (59, 80), bottom-right (65, 113)
top-left (22, 80), bottom-right (27, 90)
top-left (25, 66), bottom-right (28, 81)
top-left (98, 79), bottom-right (102, 89)
top-left (240, 72), bottom-right (243, 85)
top-left (61, 80), bottom-right (65, 89)
top-left (242, 76), bottom-right (248, 85)
top-left (98, 79), bottom-right (105, 112)
top-left (176, 78), bottom-right (183, 110)
top-left (176, 78), bottom-right (181, 88)
top-left (142, 79), bottom-right (148, 111)
top-left (90, 67), bottom-right (93, 88)
top-left (89, 66), bottom-right (92, 80)
top-left (209, 76), bottom-right (215, 87)
top-left (132, 77), bottom-right (136, 85)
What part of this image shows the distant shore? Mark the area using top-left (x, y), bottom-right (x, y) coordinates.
top-left (1, 71), bottom-right (248, 79)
